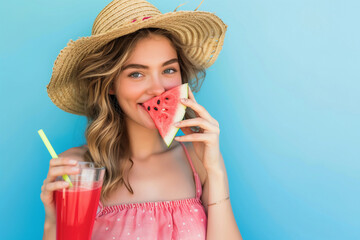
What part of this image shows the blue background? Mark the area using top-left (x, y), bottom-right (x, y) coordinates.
top-left (1, 0), bottom-right (359, 239)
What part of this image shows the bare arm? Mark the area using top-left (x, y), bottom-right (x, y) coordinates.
top-left (43, 221), bottom-right (56, 240)
top-left (175, 88), bottom-right (242, 239)
top-left (202, 154), bottom-right (243, 240)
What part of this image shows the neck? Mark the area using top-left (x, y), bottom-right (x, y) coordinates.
top-left (125, 117), bottom-right (171, 160)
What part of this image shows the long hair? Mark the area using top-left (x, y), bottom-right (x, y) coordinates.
top-left (77, 28), bottom-right (205, 201)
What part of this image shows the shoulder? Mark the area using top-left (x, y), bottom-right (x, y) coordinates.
top-left (182, 142), bottom-right (207, 186)
top-left (58, 145), bottom-right (88, 162)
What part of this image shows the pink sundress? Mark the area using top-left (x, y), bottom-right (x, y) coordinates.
top-left (92, 143), bottom-right (207, 240)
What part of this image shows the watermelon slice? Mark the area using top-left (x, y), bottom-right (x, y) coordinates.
top-left (142, 83), bottom-right (188, 147)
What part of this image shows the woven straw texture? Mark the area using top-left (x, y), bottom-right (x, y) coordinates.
top-left (47, 0), bottom-right (227, 115)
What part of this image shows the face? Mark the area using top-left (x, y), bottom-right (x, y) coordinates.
top-left (110, 34), bottom-right (182, 129)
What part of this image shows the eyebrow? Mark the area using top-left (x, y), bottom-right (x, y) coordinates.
top-left (121, 58), bottom-right (178, 71)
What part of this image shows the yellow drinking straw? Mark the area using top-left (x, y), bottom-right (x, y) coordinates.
top-left (38, 129), bottom-right (73, 187)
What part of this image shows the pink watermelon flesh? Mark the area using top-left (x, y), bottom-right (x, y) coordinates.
top-left (142, 83), bottom-right (188, 147)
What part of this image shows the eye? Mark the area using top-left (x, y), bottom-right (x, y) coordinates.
top-left (129, 72), bottom-right (143, 78)
top-left (163, 68), bottom-right (177, 74)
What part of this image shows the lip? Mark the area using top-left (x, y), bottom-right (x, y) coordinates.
top-left (137, 103), bottom-right (146, 110)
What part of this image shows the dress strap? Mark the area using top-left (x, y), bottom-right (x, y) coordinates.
top-left (179, 142), bottom-right (202, 199)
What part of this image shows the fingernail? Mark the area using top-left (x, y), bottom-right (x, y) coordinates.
top-left (62, 182), bottom-right (69, 187)
top-left (71, 167), bottom-right (80, 172)
top-left (69, 160), bottom-right (77, 165)
top-left (173, 122), bottom-right (180, 127)
top-left (174, 137), bottom-right (180, 141)
top-left (181, 98), bottom-right (187, 102)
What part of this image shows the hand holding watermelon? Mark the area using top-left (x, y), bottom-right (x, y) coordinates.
top-left (174, 87), bottom-right (222, 170)
top-left (143, 83), bottom-right (222, 170)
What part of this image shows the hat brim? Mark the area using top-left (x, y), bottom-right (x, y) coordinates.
top-left (47, 11), bottom-right (227, 115)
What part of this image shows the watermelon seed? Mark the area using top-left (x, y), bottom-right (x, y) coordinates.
top-left (147, 106), bottom-right (150, 111)
top-left (165, 97), bottom-right (169, 100)
top-left (154, 107), bottom-right (158, 111)
top-left (157, 100), bottom-right (160, 104)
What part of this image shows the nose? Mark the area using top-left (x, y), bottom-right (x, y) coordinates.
top-left (147, 73), bottom-right (165, 96)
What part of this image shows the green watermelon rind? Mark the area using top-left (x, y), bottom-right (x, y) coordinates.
top-left (163, 83), bottom-right (188, 147)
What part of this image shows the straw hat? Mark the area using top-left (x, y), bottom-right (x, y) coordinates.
top-left (47, 0), bottom-right (227, 115)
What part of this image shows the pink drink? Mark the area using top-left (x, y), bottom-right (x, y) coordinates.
top-left (55, 183), bottom-right (102, 240)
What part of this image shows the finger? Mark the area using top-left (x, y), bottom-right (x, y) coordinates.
top-left (49, 157), bottom-right (78, 167)
top-left (45, 181), bottom-right (70, 192)
top-left (41, 181), bottom-right (69, 202)
top-left (187, 87), bottom-right (197, 103)
top-left (186, 87), bottom-right (220, 126)
top-left (175, 118), bottom-right (219, 134)
top-left (174, 133), bottom-right (219, 143)
top-left (47, 165), bottom-right (80, 182)
top-left (180, 98), bottom-right (215, 123)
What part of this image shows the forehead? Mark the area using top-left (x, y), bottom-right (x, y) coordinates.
top-left (126, 34), bottom-right (178, 65)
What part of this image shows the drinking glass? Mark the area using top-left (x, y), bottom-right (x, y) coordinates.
top-left (54, 161), bottom-right (105, 240)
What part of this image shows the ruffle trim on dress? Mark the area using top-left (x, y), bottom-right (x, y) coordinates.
top-left (97, 197), bottom-right (203, 217)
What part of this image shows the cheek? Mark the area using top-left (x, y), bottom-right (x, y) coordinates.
top-left (115, 79), bottom-right (142, 107)
top-left (119, 84), bottom-right (142, 97)
top-left (165, 74), bottom-right (183, 89)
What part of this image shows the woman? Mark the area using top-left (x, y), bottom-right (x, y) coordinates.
top-left (41, 0), bottom-right (242, 239)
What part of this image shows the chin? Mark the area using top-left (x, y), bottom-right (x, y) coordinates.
top-left (127, 115), bottom-right (157, 131)
top-left (142, 118), bottom-right (158, 130)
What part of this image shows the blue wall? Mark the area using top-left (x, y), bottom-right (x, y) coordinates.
top-left (1, 0), bottom-right (359, 239)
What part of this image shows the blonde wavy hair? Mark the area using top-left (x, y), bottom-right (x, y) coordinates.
top-left (77, 28), bottom-right (205, 201)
